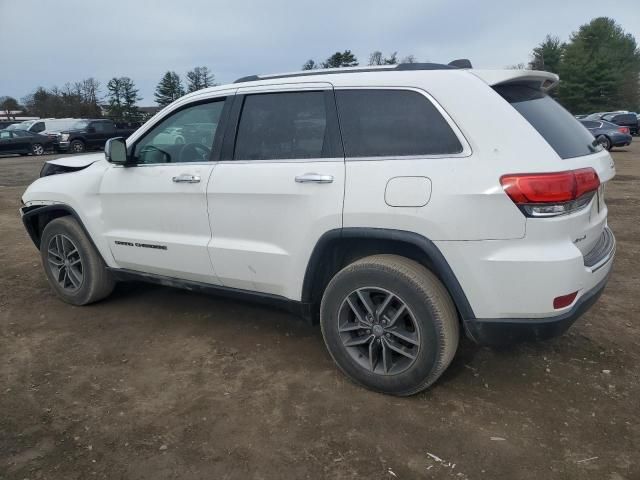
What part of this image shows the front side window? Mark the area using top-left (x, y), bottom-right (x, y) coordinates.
top-left (335, 89), bottom-right (463, 158)
top-left (234, 91), bottom-right (328, 160)
top-left (133, 99), bottom-right (224, 164)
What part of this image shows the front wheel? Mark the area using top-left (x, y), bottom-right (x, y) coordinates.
top-left (320, 255), bottom-right (459, 396)
top-left (31, 143), bottom-right (45, 155)
top-left (70, 140), bottom-right (85, 153)
top-left (40, 217), bottom-right (115, 305)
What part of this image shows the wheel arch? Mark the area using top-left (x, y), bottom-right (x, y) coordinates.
top-left (301, 228), bottom-right (476, 323)
top-left (21, 204), bottom-right (104, 263)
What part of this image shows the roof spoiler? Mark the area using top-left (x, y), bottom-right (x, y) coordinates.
top-left (471, 69), bottom-right (560, 92)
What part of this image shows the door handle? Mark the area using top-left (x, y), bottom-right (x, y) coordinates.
top-left (172, 174), bottom-right (201, 183)
top-left (295, 173), bottom-right (334, 184)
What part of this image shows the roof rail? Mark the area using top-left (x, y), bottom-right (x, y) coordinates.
top-left (233, 59), bottom-right (473, 83)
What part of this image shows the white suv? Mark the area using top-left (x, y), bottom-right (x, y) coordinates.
top-left (21, 61), bottom-right (616, 395)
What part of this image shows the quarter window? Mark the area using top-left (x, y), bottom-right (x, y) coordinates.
top-left (335, 89), bottom-right (463, 157)
top-left (234, 91), bottom-right (328, 160)
top-left (133, 100), bottom-right (225, 164)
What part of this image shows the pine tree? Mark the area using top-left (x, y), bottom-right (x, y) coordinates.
top-left (186, 66), bottom-right (215, 93)
top-left (106, 78), bottom-right (124, 119)
top-left (155, 71), bottom-right (185, 107)
top-left (322, 50), bottom-right (358, 68)
top-left (121, 77), bottom-right (142, 120)
top-left (558, 17), bottom-right (640, 113)
top-left (302, 59), bottom-right (317, 70)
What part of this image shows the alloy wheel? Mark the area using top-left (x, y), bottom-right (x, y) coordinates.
top-left (47, 234), bottom-right (84, 292)
top-left (337, 287), bottom-right (420, 375)
top-left (32, 144), bottom-right (44, 155)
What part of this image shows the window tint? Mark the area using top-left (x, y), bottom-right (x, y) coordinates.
top-left (0, 131), bottom-right (11, 139)
top-left (495, 85), bottom-right (600, 159)
top-left (335, 89), bottom-right (462, 157)
top-left (93, 121), bottom-right (114, 133)
top-left (32, 122), bottom-right (45, 133)
top-left (234, 91), bottom-right (328, 160)
top-left (610, 114), bottom-right (637, 124)
top-left (580, 120), bottom-right (599, 129)
top-left (133, 100), bottom-right (224, 164)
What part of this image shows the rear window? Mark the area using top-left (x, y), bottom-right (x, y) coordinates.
top-left (335, 89), bottom-right (463, 157)
top-left (494, 85), bottom-right (600, 159)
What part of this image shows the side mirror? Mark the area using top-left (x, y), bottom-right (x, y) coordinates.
top-left (105, 137), bottom-right (128, 164)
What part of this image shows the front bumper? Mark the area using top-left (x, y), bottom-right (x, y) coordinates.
top-left (57, 141), bottom-right (70, 151)
top-left (464, 272), bottom-right (610, 346)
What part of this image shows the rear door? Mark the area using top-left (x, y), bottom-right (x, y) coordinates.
top-left (206, 83), bottom-right (344, 299)
top-left (0, 130), bottom-right (16, 153)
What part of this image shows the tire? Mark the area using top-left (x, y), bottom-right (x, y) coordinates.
top-left (320, 254), bottom-right (459, 396)
top-left (31, 143), bottom-right (45, 156)
top-left (40, 216), bottom-right (115, 305)
top-left (70, 140), bottom-right (85, 154)
top-left (596, 135), bottom-right (611, 151)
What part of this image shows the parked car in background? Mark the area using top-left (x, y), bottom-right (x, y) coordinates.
top-left (0, 129), bottom-right (54, 155)
top-left (58, 119), bottom-right (138, 153)
top-left (0, 120), bottom-right (20, 130)
top-left (580, 119), bottom-right (632, 150)
top-left (601, 112), bottom-right (638, 135)
top-left (8, 118), bottom-right (79, 135)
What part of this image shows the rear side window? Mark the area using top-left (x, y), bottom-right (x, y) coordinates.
top-left (234, 91), bottom-right (328, 160)
top-left (608, 114), bottom-right (637, 125)
top-left (494, 85), bottom-right (599, 159)
top-left (32, 122), bottom-right (45, 133)
top-left (335, 89), bottom-right (462, 157)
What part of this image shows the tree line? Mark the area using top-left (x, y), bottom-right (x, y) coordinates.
top-left (0, 66), bottom-right (217, 121)
top-left (302, 50), bottom-right (417, 70)
top-left (518, 17), bottom-right (640, 113)
top-left (2, 17), bottom-right (638, 121)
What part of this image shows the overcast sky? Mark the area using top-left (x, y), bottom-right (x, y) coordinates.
top-left (1, 0), bottom-right (638, 105)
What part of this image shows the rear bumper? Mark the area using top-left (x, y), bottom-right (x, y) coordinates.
top-left (464, 272), bottom-right (610, 346)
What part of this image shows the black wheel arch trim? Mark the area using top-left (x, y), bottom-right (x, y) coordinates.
top-left (20, 203), bottom-right (106, 263)
top-left (301, 228), bottom-right (476, 322)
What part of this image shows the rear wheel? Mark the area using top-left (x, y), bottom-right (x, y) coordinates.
top-left (596, 135), bottom-right (611, 151)
top-left (31, 143), bottom-right (45, 155)
top-left (40, 217), bottom-right (115, 305)
top-left (320, 255), bottom-right (459, 396)
top-left (70, 140), bottom-right (85, 153)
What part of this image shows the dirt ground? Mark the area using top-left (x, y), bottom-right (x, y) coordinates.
top-left (1, 144), bottom-right (639, 480)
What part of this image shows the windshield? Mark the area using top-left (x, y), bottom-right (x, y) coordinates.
top-left (71, 120), bottom-right (90, 129)
top-left (494, 85), bottom-right (600, 159)
top-left (7, 121), bottom-right (34, 130)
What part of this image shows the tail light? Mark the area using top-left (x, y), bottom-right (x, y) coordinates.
top-left (500, 168), bottom-right (600, 217)
top-left (618, 126), bottom-right (630, 135)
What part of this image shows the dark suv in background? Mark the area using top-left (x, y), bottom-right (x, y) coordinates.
top-left (58, 119), bottom-right (140, 153)
top-left (601, 112), bottom-right (638, 135)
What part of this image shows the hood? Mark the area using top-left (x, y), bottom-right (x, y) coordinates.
top-left (46, 153), bottom-right (103, 168)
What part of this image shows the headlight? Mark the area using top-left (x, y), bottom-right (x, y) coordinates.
top-left (60, 133), bottom-right (69, 141)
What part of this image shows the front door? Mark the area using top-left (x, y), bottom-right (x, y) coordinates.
top-left (99, 96), bottom-right (229, 283)
top-left (206, 84), bottom-right (345, 299)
